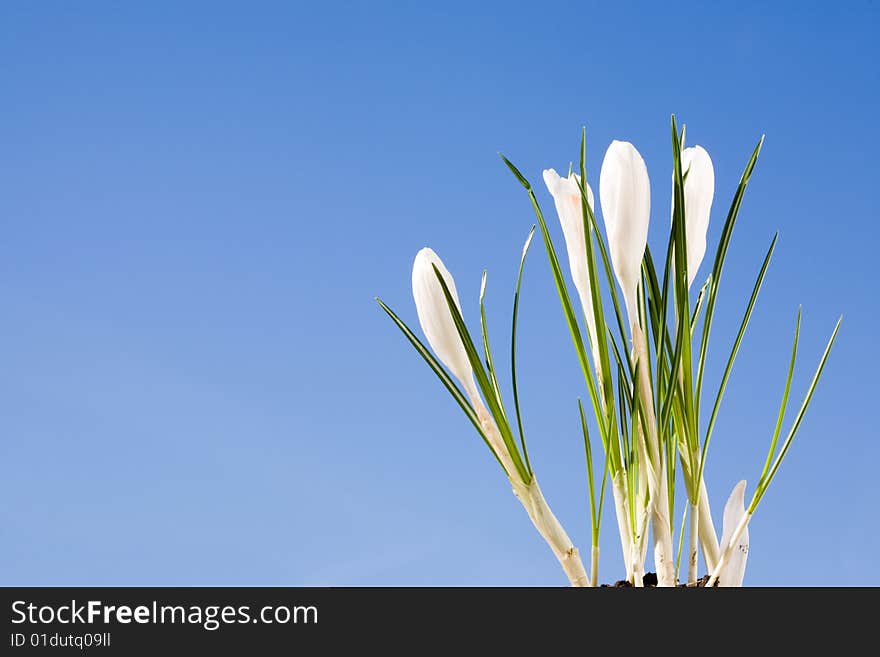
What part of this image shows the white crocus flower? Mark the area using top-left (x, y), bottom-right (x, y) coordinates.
top-left (675, 145), bottom-right (715, 288)
top-left (718, 480), bottom-right (750, 587)
top-left (542, 169), bottom-right (601, 363)
top-left (411, 247), bottom-right (478, 400)
top-left (599, 140), bottom-right (651, 327)
top-left (412, 247), bottom-right (517, 477)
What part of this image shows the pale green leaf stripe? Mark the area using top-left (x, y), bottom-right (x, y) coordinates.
top-left (376, 297), bottom-right (508, 475)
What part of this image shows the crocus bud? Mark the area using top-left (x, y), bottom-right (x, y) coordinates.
top-left (412, 248), bottom-right (477, 398)
top-left (676, 145), bottom-right (715, 288)
top-left (542, 169), bottom-right (600, 352)
top-left (718, 480), bottom-right (750, 587)
top-left (599, 140), bottom-right (651, 327)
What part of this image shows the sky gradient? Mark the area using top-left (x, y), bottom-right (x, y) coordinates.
top-left (1, 1), bottom-right (878, 585)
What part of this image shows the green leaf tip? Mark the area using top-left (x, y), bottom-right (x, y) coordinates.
top-left (499, 153), bottom-right (531, 189)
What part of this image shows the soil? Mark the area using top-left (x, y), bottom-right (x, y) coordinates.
top-left (600, 573), bottom-right (714, 587)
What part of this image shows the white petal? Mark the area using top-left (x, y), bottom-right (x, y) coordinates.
top-left (599, 140), bottom-right (651, 325)
top-left (718, 480), bottom-right (750, 587)
top-left (412, 248), bottom-right (476, 396)
top-left (543, 168), bottom-right (597, 342)
top-left (676, 146), bottom-right (715, 288)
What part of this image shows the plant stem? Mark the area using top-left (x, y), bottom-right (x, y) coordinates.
top-left (512, 478), bottom-right (589, 587)
top-left (612, 472), bottom-right (634, 581)
top-left (631, 541), bottom-right (644, 587)
top-left (632, 321), bottom-right (675, 586)
top-left (591, 546), bottom-right (600, 588)
top-left (650, 476), bottom-right (676, 586)
top-left (471, 394), bottom-right (588, 586)
top-left (705, 512), bottom-right (752, 587)
top-left (688, 500), bottom-right (699, 584)
top-left (468, 391), bottom-right (519, 479)
top-left (631, 495), bottom-right (649, 586)
top-left (697, 480), bottom-right (720, 570)
top-left (679, 461), bottom-right (720, 570)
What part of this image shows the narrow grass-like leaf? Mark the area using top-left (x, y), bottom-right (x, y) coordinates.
top-left (579, 399), bottom-right (598, 533)
top-left (479, 271), bottom-right (507, 413)
top-left (432, 264), bottom-right (531, 483)
top-left (577, 132), bottom-right (627, 494)
top-left (751, 316), bottom-right (842, 510)
top-left (578, 129), bottom-right (617, 421)
top-left (597, 441), bottom-right (612, 533)
top-left (608, 327), bottom-right (631, 404)
top-left (499, 154), bottom-right (613, 468)
top-left (659, 315), bottom-right (685, 430)
top-left (511, 226), bottom-right (536, 476)
top-left (695, 135), bottom-right (765, 406)
top-left (637, 279), bottom-right (656, 397)
top-left (758, 308), bottom-right (800, 487)
top-left (658, 229), bottom-right (676, 358)
top-left (643, 247), bottom-right (666, 359)
top-left (376, 297), bottom-right (507, 474)
top-left (691, 275), bottom-right (712, 337)
top-left (580, 171), bottom-right (630, 358)
top-left (501, 154), bottom-right (531, 189)
top-left (670, 115), bottom-right (699, 462)
top-left (697, 234), bottom-right (777, 485)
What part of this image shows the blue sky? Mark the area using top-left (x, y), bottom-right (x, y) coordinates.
top-left (1, 1), bottom-right (877, 585)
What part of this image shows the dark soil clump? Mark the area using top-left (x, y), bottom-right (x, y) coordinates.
top-left (600, 573), bottom-right (714, 587)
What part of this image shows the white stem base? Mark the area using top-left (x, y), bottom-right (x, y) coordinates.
top-left (688, 501), bottom-right (699, 584)
top-left (630, 541), bottom-right (644, 587)
top-left (651, 509), bottom-right (676, 587)
top-left (697, 480), bottom-right (720, 571)
top-left (591, 546), bottom-right (600, 588)
top-left (611, 474), bottom-right (634, 581)
top-left (706, 511), bottom-right (752, 587)
top-left (511, 478), bottom-right (589, 587)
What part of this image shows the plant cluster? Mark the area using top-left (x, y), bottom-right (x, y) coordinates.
top-left (377, 116), bottom-right (840, 587)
